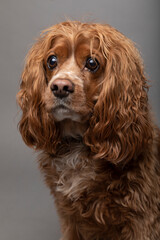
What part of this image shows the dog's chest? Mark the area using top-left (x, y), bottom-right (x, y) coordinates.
top-left (53, 144), bottom-right (96, 201)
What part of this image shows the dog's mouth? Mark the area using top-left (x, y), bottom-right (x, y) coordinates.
top-left (54, 104), bottom-right (69, 111)
top-left (52, 104), bottom-right (82, 122)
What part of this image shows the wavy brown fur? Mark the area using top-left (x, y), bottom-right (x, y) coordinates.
top-left (17, 21), bottom-right (160, 240)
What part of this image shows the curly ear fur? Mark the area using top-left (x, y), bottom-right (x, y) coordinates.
top-left (17, 37), bottom-right (60, 153)
top-left (84, 26), bottom-right (153, 164)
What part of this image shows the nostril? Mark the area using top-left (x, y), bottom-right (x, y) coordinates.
top-left (63, 85), bottom-right (69, 92)
top-left (63, 84), bottom-right (74, 93)
top-left (51, 84), bottom-right (58, 91)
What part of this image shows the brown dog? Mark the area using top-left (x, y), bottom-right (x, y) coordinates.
top-left (17, 21), bottom-right (160, 240)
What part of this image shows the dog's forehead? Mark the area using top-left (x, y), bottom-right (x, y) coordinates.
top-left (49, 32), bottom-right (100, 52)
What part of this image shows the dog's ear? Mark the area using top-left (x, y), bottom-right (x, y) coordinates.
top-left (84, 25), bottom-right (153, 164)
top-left (17, 36), bottom-right (60, 154)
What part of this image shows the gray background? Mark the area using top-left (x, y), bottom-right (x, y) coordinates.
top-left (0, 0), bottom-right (159, 239)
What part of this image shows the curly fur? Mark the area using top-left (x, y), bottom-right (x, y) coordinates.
top-left (17, 21), bottom-right (160, 240)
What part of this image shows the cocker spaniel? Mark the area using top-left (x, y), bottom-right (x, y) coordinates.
top-left (17, 21), bottom-right (160, 240)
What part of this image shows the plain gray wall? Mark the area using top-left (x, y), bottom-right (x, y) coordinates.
top-left (0, 0), bottom-right (159, 240)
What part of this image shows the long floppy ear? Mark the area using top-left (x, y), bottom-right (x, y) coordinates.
top-left (17, 37), bottom-right (60, 154)
top-left (85, 27), bottom-right (153, 164)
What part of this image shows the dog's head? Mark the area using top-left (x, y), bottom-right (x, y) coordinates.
top-left (17, 21), bottom-right (152, 163)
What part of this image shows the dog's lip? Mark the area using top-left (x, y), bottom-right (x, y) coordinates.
top-left (52, 104), bottom-right (82, 122)
top-left (52, 104), bottom-right (73, 115)
top-left (53, 104), bottom-right (70, 111)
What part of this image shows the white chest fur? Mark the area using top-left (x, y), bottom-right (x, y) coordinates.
top-left (52, 143), bottom-right (96, 201)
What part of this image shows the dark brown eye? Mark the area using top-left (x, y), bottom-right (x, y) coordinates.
top-left (85, 57), bottom-right (99, 72)
top-left (47, 55), bottom-right (58, 70)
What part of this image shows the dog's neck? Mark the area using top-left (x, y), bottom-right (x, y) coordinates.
top-left (52, 119), bottom-right (88, 156)
top-left (58, 119), bottom-right (88, 140)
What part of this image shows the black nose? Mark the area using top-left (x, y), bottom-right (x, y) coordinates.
top-left (50, 79), bottom-right (74, 98)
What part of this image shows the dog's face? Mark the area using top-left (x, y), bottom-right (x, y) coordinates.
top-left (17, 21), bottom-right (152, 162)
top-left (44, 35), bottom-right (105, 123)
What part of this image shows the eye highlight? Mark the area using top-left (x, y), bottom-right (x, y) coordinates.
top-left (85, 57), bottom-right (99, 73)
top-left (47, 55), bottom-right (58, 70)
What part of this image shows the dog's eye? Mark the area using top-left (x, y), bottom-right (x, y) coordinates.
top-left (47, 55), bottom-right (58, 70)
top-left (85, 57), bottom-right (99, 72)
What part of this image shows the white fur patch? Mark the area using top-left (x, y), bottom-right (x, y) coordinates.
top-left (53, 144), bottom-right (96, 201)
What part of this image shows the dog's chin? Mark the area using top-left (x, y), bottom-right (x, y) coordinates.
top-left (52, 105), bottom-right (82, 122)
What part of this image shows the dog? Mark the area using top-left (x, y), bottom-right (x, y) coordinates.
top-left (17, 21), bottom-right (160, 240)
